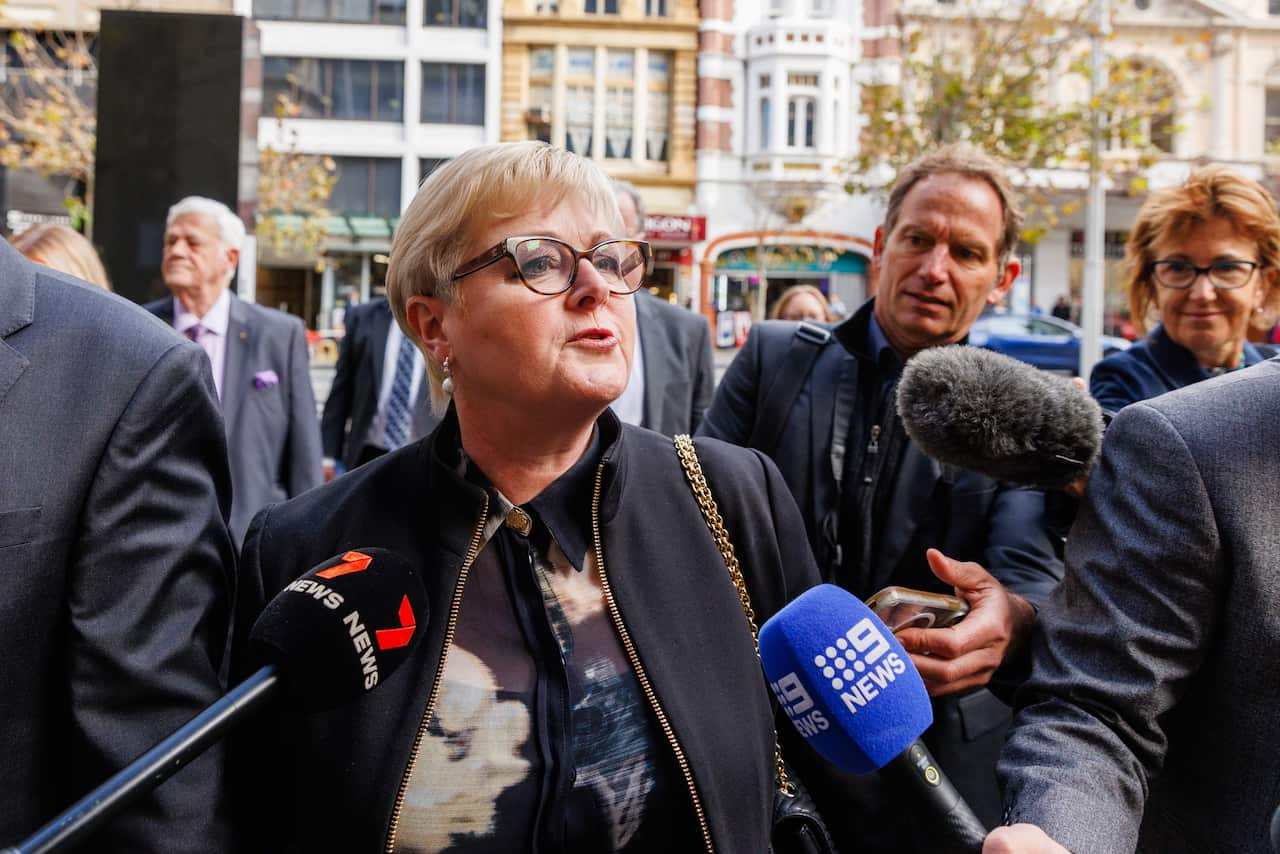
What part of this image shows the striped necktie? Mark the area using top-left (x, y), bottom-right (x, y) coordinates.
top-left (384, 336), bottom-right (416, 451)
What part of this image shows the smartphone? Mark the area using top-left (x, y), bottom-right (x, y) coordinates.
top-left (864, 586), bottom-right (969, 633)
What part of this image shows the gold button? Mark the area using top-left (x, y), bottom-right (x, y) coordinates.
top-left (505, 506), bottom-right (532, 536)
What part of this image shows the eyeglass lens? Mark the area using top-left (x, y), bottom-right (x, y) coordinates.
top-left (512, 239), bottom-right (647, 294)
top-left (1154, 260), bottom-right (1256, 289)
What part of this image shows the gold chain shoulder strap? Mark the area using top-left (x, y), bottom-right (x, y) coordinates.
top-left (673, 433), bottom-right (796, 797)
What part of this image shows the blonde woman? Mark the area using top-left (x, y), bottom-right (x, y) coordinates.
top-left (230, 142), bottom-right (821, 852)
top-left (769, 284), bottom-right (835, 323)
top-left (11, 223), bottom-right (111, 290)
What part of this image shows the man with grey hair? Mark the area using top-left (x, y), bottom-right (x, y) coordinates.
top-left (699, 144), bottom-right (1063, 852)
top-left (611, 179), bottom-right (714, 435)
top-left (146, 195), bottom-right (322, 544)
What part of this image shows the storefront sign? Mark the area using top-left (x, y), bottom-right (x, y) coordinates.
top-left (645, 215), bottom-right (706, 243)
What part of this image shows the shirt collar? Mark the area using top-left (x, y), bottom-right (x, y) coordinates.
top-left (174, 288), bottom-right (231, 336)
top-left (456, 425), bottom-right (603, 573)
top-left (865, 309), bottom-right (905, 380)
top-left (526, 427), bottom-right (602, 573)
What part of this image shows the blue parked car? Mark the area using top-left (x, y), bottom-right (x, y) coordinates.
top-left (968, 313), bottom-right (1130, 374)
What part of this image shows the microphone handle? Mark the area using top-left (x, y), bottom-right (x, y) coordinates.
top-left (3, 666), bottom-right (279, 854)
top-left (886, 739), bottom-right (987, 854)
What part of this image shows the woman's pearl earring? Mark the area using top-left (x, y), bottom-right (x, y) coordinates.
top-left (441, 356), bottom-right (455, 396)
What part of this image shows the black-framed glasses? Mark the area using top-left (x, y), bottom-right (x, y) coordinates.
top-left (451, 236), bottom-right (653, 295)
top-left (1149, 259), bottom-right (1260, 290)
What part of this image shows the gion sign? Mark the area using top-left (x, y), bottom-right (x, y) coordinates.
top-left (644, 215), bottom-right (706, 243)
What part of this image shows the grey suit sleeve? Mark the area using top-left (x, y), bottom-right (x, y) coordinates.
top-left (687, 312), bottom-right (715, 434)
top-left (67, 342), bottom-right (235, 852)
top-left (320, 307), bottom-right (360, 460)
top-left (998, 401), bottom-right (1223, 853)
top-left (285, 318), bottom-right (323, 497)
top-left (696, 324), bottom-right (765, 444)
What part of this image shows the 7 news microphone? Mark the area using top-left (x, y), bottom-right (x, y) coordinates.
top-left (760, 584), bottom-right (988, 853)
top-left (2, 548), bottom-right (426, 854)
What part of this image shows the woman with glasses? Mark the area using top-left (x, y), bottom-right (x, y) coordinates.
top-left (229, 141), bottom-right (821, 852)
top-left (1090, 166), bottom-right (1279, 413)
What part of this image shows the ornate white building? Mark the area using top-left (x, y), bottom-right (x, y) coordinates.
top-left (693, 0), bottom-right (1280, 336)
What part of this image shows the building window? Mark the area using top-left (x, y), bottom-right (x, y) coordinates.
top-left (263, 58), bottom-right (403, 121)
top-left (787, 72), bottom-right (818, 87)
top-left (787, 97), bottom-right (814, 148)
top-left (528, 47), bottom-right (553, 142)
top-left (423, 0), bottom-right (485, 27)
top-left (421, 63), bottom-right (485, 125)
top-left (565, 48), bottom-right (595, 155)
top-left (254, 0), bottom-right (406, 24)
top-left (760, 97), bottom-right (771, 149)
top-left (605, 50), bottom-right (635, 159)
top-left (646, 52), bottom-right (670, 161)
top-left (524, 46), bottom-right (672, 165)
top-left (420, 158), bottom-right (450, 181)
top-left (330, 157), bottom-right (402, 217)
top-left (1271, 0), bottom-right (1280, 15)
top-left (1268, 89), bottom-right (1280, 149)
top-left (645, 0), bottom-right (668, 14)
top-left (532, 0), bottom-right (557, 12)
top-left (583, 0), bottom-right (618, 13)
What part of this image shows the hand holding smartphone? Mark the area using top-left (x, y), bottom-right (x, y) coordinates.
top-left (865, 586), bottom-right (969, 634)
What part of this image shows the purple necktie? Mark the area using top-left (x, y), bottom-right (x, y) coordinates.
top-left (184, 324), bottom-right (205, 343)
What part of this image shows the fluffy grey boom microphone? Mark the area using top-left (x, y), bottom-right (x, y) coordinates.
top-left (896, 345), bottom-right (1105, 491)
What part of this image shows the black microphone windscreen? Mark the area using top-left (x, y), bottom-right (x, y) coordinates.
top-left (249, 548), bottom-right (427, 711)
top-left (896, 345), bottom-right (1104, 490)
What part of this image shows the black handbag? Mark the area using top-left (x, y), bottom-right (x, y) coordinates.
top-left (674, 435), bottom-right (838, 854)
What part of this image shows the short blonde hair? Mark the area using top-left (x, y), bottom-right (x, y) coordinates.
top-left (770, 284), bottom-right (834, 322)
top-left (386, 141), bottom-right (622, 412)
top-left (12, 223), bottom-right (112, 290)
top-left (1125, 165), bottom-right (1280, 334)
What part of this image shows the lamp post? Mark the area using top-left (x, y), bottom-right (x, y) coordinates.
top-left (1079, 0), bottom-right (1110, 379)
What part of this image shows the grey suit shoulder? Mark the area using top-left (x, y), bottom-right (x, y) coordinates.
top-left (634, 290), bottom-right (714, 436)
top-left (1000, 357), bottom-right (1280, 854)
top-left (0, 245), bottom-right (233, 849)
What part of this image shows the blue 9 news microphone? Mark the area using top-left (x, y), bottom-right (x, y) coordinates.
top-left (3, 548), bottom-right (426, 854)
top-left (760, 584), bottom-right (987, 853)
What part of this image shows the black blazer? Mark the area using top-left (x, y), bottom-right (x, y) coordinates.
top-left (320, 297), bottom-right (436, 472)
top-left (634, 292), bottom-right (715, 436)
top-left (147, 293), bottom-right (322, 543)
top-left (0, 245), bottom-right (233, 851)
top-left (699, 299), bottom-right (1064, 847)
top-left (229, 410), bottom-right (820, 853)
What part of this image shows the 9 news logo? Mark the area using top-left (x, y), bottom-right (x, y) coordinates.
top-left (813, 617), bottom-right (907, 714)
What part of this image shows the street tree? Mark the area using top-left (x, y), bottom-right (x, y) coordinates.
top-left (0, 30), bottom-right (96, 234)
top-left (256, 88), bottom-right (338, 264)
top-left (849, 0), bottom-right (1185, 242)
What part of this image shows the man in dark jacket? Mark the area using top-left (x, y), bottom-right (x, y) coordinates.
top-left (699, 144), bottom-right (1064, 851)
top-left (320, 296), bottom-right (437, 479)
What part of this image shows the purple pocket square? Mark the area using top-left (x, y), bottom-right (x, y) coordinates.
top-left (253, 370), bottom-right (279, 390)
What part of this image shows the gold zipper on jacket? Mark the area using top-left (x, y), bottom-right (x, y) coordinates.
top-left (384, 494), bottom-right (489, 854)
top-left (590, 462), bottom-right (715, 853)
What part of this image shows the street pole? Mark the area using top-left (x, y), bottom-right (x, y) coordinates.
top-left (1079, 0), bottom-right (1110, 379)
